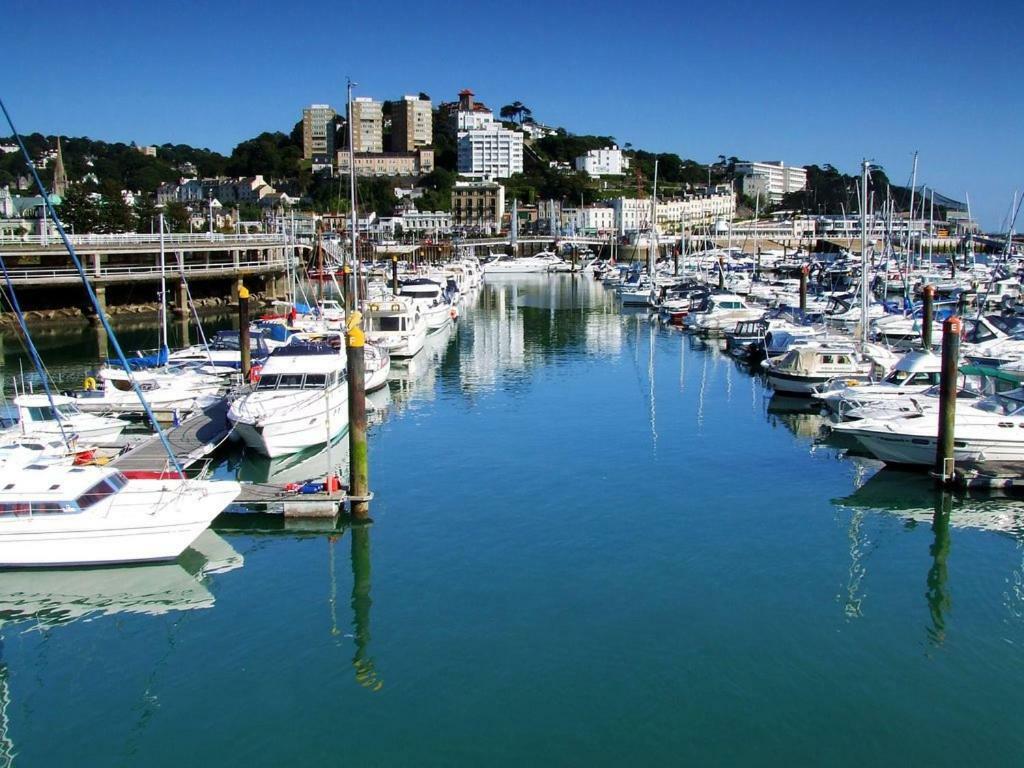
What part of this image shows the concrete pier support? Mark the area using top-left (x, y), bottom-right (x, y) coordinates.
top-left (177, 315), bottom-right (190, 348)
top-left (93, 284), bottom-right (107, 317)
top-left (176, 280), bottom-right (188, 317)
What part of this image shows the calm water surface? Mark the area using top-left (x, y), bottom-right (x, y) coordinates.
top-left (1, 275), bottom-right (1023, 766)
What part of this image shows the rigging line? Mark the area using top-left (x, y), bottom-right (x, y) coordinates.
top-left (175, 260), bottom-right (213, 365)
top-left (0, 254), bottom-right (71, 446)
top-left (0, 97), bottom-right (183, 475)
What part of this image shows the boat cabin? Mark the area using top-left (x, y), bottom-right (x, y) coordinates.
top-left (0, 466), bottom-right (127, 516)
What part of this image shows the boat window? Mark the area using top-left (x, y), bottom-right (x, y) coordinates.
top-left (277, 374), bottom-right (305, 389)
top-left (76, 474), bottom-right (127, 510)
top-left (886, 369), bottom-right (912, 384)
top-left (304, 374), bottom-right (326, 388)
top-left (974, 394), bottom-right (1024, 416)
top-left (0, 500), bottom-right (72, 515)
top-left (377, 317), bottom-right (401, 332)
top-left (821, 355), bottom-right (834, 364)
top-left (836, 356), bottom-right (850, 365)
top-left (26, 406), bottom-right (55, 422)
top-left (259, 374), bottom-right (281, 389)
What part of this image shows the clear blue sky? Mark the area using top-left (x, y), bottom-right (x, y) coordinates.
top-left (4, 0), bottom-right (1021, 229)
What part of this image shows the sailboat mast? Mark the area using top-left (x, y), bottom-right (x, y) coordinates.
top-left (860, 159), bottom-right (870, 346)
top-left (929, 189), bottom-right (935, 265)
top-left (907, 151), bottom-right (918, 269)
top-left (159, 213), bottom-right (168, 357)
top-left (649, 159), bottom-right (659, 277)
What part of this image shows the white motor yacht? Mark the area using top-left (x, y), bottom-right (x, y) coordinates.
top-left (619, 275), bottom-right (656, 306)
top-left (9, 394), bottom-right (127, 443)
top-left (481, 254), bottom-right (553, 275)
top-left (73, 366), bottom-right (222, 418)
top-left (364, 297), bottom-right (428, 358)
top-left (684, 294), bottom-right (765, 333)
top-left (764, 342), bottom-right (896, 396)
top-left (168, 329), bottom-right (271, 370)
top-left (0, 438), bottom-right (75, 473)
top-left (228, 339), bottom-right (349, 458)
top-left (363, 342), bottom-right (391, 393)
top-left (0, 465), bottom-right (240, 567)
top-left (399, 278), bottom-right (455, 331)
top-left (814, 350), bottom-right (941, 417)
top-left (833, 387), bottom-right (1024, 466)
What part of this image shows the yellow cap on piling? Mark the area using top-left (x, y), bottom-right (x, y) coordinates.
top-left (238, 286), bottom-right (250, 300)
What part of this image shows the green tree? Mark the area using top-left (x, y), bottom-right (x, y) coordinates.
top-left (164, 202), bottom-right (190, 232)
top-left (98, 194), bottom-right (137, 233)
top-left (134, 195), bottom-right (158, 233)
top-left (418, 168), bottom-right (455, 212)
top-left (57, 184), bottom-right (100, 233)
top-left (499, 101), bottom-right (532, 125)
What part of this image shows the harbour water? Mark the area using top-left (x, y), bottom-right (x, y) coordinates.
top-left (2, 275), bottom-right (1024, 766)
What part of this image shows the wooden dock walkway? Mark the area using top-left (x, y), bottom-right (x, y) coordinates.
top-left (108, 397), bottom-right (349, 517)
top-left (111, 397), bottom-right (232, 473)
top-left (952, 462), bottom-right (1024, 495)
top-left (233, 482), bottom-right (347, 517)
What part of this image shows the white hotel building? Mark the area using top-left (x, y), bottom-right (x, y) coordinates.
top-left (574, 146), bottom-right (628, 177)
top-left (454, 90), bottom-right (523, 179)
top-left (735, 161), bottom-right (807, 205)
top-left (610, 188), bottom-right (736, 235)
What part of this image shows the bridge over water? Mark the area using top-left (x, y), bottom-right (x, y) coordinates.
top-left (0, 232), bottom-right (305, 312)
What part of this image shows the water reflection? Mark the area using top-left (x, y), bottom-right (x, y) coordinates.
top-left (836, 468), bottom-right (1024, 642)
top-left (766, 394), bottom-right (829, 441)
top-left (927, 493), bottom-right (953, 646)
top-left (236, 433), bottom-right (352, 486)
top-left (0, 531), bottom-right (241, 628)
top-left (0, 651), bottom-right (11, 768)
top-left (349, 525), bottom-right (380, 691)
top-left (457, 276), bottom-right (623, 394)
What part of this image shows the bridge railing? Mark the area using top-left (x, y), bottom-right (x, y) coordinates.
top-left (0, 232), bottom-right (292, 248)
top-left (0, 255), bottom-right (296, 283)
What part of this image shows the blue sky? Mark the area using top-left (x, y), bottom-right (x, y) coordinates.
top-left (4, 0), bottom-right (1021, 228)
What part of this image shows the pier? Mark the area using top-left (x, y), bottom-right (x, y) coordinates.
top-left (0, 232), bottom-right (307, 312)
top-left (109, 395), bottom-right (346, 517)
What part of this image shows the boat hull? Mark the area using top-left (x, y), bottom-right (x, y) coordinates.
top-left (0, 482), bottom-right (239, 567)
top-left (231, 396), bottom-right (349, 458)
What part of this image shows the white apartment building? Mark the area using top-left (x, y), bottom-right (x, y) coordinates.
top-left (392, 95), bottom-right (432, 151)
top-left (302, 104), bottom-right (336, 161)
top-left (400, 209), bottom-right (452, 234)
top-left (575, 146), bottom-right (628, 177)
top-left (349, 97), bottom-right (383, 153)
top-left (572, 206), bottom-right (616, 234)
top-left (610, 189), bottom-right (736, 234)
top-left (735, 161), bottom-right (807, 204)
